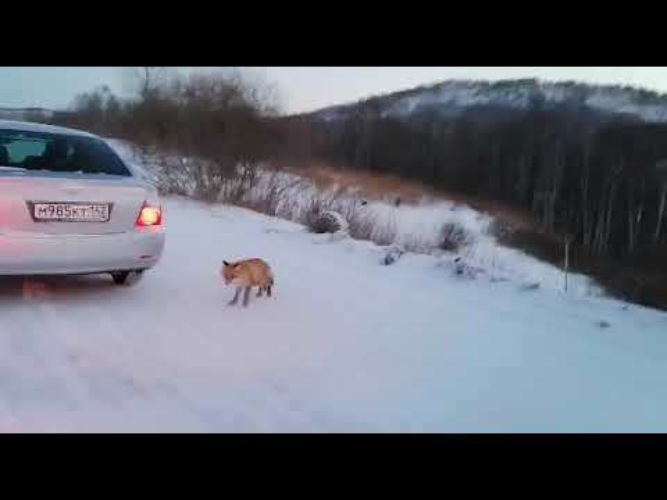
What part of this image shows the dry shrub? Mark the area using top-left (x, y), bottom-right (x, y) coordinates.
top-left (240, 173), bottom-right (304, 217)
top-left (400, 236), bottom-right (432, 254)
top-left (300, 195), bottom-right (344, 233)
top-left (439, 222), bottom-right (473, 252)
top-left (371, 220), bottom-right (399, 246)
top-left (344, 206), bottom-right (398, 246)
top-left (306, 211), bottom-right (347, 234)
top-left (346, 209), bottom-right (376, 241)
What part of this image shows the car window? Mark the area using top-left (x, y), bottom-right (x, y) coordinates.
top-left (4, 137), bottom-right (46, 162)
top-left (0, 129), bottom-right (131, 176)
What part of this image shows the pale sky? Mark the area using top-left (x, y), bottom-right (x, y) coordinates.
top-left (2, 67), bottom-right (667, 115)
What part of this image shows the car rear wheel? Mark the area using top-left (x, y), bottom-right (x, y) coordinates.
top-left (111, 270), bottom-right (144, 286)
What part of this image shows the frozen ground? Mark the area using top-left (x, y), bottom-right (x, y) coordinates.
top-left (1, 197), bottom-right (666, 432)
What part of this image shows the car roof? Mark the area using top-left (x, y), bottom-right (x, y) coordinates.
top-left (0, 119), bottom-right (99, 139)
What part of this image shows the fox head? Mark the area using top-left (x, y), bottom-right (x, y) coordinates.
top-left (221, 260), bottom-right (237, 285)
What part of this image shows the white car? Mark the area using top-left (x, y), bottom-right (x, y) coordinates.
top-left (0, 120), bottom-right (165, 285)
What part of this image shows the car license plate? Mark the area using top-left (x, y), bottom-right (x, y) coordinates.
top-left (31, 202), bottom-right (111, 222)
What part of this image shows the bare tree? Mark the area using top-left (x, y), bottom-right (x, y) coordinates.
top-left (122, 67), bottom-right (173, 100)
top-left (654, 160), bottom-right (667, 244)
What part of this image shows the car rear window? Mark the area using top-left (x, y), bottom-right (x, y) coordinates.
top-left (0, 129), bottom-right (131, 176)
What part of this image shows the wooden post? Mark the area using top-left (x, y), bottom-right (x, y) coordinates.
top-left (564, 237), bottom-right (571, 293)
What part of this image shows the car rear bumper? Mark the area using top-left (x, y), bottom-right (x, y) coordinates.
top-left (0, 228), bottom-right (165, 276)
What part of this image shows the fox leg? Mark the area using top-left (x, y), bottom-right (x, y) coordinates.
top-left (257, 286), bottom-right (263, 297)
top-left (266, 284), bottom-right (272, 297)
top-left (243, 286), bottom-right (251, 307)
top-left (229, 286), bottom-right (242, 306)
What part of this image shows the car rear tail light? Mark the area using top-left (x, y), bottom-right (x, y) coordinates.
top-left (136, 202), bottom-right (162, 227)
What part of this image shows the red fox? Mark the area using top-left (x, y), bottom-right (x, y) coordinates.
top-left (221, 258), bottom-right (274, 307)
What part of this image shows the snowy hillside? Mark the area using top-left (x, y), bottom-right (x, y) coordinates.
top-left (1, 196), bottom-right (666, 432)
top-left (310, 79), bottom-right (667, 123)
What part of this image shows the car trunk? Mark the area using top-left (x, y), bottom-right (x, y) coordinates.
top-left (0, 172), bottom-right (147, 236)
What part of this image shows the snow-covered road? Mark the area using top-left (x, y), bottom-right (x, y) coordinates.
top-left (1, 197), bottom-right (666, 432)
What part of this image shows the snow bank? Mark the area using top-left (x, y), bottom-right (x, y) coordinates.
top-left (106, 138), bottom-right (600, 297)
